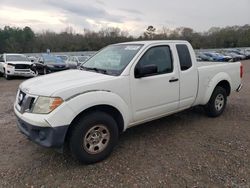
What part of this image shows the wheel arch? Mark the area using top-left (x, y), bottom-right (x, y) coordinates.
top-left (69, 104), bottom-right (124, 134)
top-left (216, 80), bottom-right (231, 96)
top-left (64, 104), bottom-right (125, 147)
top-left (203, 72), bottom-right (232, 105)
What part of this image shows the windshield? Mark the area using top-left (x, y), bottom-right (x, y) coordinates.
top-left (6, 55), bottom-right (29, 62)
top-left (82, 44), bottom-right (143, 76)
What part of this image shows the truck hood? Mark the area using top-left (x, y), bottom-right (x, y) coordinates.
top-left (7, 61), bottom-right (32, 65)
top-left (19, 70), bottom-right (115, 97)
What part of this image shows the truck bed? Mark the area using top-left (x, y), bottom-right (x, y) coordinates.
top-left (194, 61), bottom-right (242, 105)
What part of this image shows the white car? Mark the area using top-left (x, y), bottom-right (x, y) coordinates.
top-left (66, 56), bottom-right (91, 69)
top-left (0, 53), bottom-right (37, 79)
top-left (14, 40), bottom-right (243, 164)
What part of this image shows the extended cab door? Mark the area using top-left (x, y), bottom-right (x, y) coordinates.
top-left (130, 44), bottom-right (180, 123)
top-left (176, 44), bottom-right (198, 109)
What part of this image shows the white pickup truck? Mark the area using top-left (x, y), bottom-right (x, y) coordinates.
top-left (14, 40), bottom-right (243, 164)
top-left (0, 53), bottom-right (37, 79)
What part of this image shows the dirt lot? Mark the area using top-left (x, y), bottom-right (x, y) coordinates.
top-left (0, 61), bottom-right (250, 188)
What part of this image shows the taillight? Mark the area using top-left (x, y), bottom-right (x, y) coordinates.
top-left (240, 64), bottom-right (243, 78)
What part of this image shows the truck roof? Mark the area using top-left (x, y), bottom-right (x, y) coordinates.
top-left (118, 40), bottom-right (189, 45)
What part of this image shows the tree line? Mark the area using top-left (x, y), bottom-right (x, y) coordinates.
top-left (0, 24), bottom-right (249, 53)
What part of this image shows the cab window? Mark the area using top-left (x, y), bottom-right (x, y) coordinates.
top-left (135, 46), bottom-right (173, 77)
top-left (176, 44), bottom-right (192, 71)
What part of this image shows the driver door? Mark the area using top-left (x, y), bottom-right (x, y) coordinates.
top-left (130, 45), bottom-right (180, 123)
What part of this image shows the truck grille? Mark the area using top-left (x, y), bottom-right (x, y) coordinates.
top-left (15, 69), bottom-right (30, 72)
top-left (15, 64), bottom-right (31, 69)
top-left (17, 90), bottom-right (36, 113)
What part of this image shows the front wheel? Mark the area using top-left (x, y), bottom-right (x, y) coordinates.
top-left (204, 86), bottom-right (227, 117)
top-left (3, 70), bottom-right (11, 80)
top-left (69, 111), bottom-right (119, 164)
top-left (43, 67), bottom-right (48, 75)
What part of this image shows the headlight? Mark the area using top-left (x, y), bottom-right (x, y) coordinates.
top-left (32, 96), bottom-right (63, 114)
top-left (7, 64), bottom-right (14, 69)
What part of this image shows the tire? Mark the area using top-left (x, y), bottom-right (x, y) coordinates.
top-left (3, 69), bottom-right (11, 80)
top-left (205, 86), bottom-right (227, 117)
top-left (43, 67), bottom-right (48, 75)
top-left (69, 111), bottom-right (119, 164)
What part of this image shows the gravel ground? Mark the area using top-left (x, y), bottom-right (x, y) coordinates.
top-left (0, 60), bottom-right (250, 188)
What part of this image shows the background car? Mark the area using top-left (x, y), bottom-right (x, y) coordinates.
top-left (213, 52), bottom-right (232, 62)
top-left (222, 51), bottom-right (241, 62)
top-left (196, 52), bottom-right (214, 61)
top-left (66, 55), bottom-right (90, 69)
top-left (228, 50), bottom-right (246, 60)
top-left (27, 56), bottom-right (38, 63)
top-left (56, 55), bottom-right (69, 62)
top-left (203, 52), bottom-right (224, 62)
top-left (0, 53), bottom-right (37, 79)
top-left (34, 54), bottom-right (69, 75)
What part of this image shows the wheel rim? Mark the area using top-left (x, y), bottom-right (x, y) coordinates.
top-left (83, 125), bottom-right (110, 154)
top-left (215, 94), bottom-right (224, 111)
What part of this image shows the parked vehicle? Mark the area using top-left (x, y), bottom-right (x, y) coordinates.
top-left (56, 55), bottom-right (69, 62)
top-left (65, 56), bottom-right (77, 69)
top-left (34, 54), bottom-right (69, 75)
top-left (222, 52), bottom-right (241, 62)
top-left (196, 52), bottom-right (214, 61)
top-left (213, 52), bottom-right (232, 62)
top-left (76, 56), bottom-right (91, 65)
top-left (14, 40), bottom-right (243, 164)
top-left (0, 53), bottom-right (37, 80)
top-left (65, 56), bottom-right (90, 69)
top-left (228, 50), bottom-right (246, 60)
top-left (242, 50), bottom-right (250, 59)
top-left (27, 56), bottom-right (38, 63)
top-left (203, 52), bottom-right (224, 61)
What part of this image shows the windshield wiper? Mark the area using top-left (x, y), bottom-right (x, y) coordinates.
top-left (81, 66), bottom-right (107, 74)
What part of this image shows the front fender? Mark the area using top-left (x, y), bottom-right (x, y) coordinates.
top-left (202, 72), bottom-right (232, 105)
top-left (64, 91), bottom-right (131, 130)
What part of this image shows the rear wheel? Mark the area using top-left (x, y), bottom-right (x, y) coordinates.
top-left (69, 111), bottom-right (119, 164)
top-left (204, 86), bottom-right (227, 117)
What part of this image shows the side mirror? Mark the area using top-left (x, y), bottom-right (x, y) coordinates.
top-left (135, 64), bottom-right (158, 78)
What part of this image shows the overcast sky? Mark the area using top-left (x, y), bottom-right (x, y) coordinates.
top-left (0, 0), bottom-right (249, 35)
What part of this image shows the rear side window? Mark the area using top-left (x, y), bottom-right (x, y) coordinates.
top-left (176, 44), bottom-right (192, 71)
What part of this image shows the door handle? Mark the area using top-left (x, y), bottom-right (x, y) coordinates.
top-left (169, 78), bottom-right (179, 83)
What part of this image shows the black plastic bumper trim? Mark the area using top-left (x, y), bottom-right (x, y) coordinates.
top-left (16, 116), bottom-right (69, 148)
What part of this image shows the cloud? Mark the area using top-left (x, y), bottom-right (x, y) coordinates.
top-left (45, 0), bottom-right (124, 23)
top-left (95, 0), bottom-right (105, 6)
top-left (119, 8), bottom-right (143, 15)
top-left (0, 0), bottom-right (249, 35)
